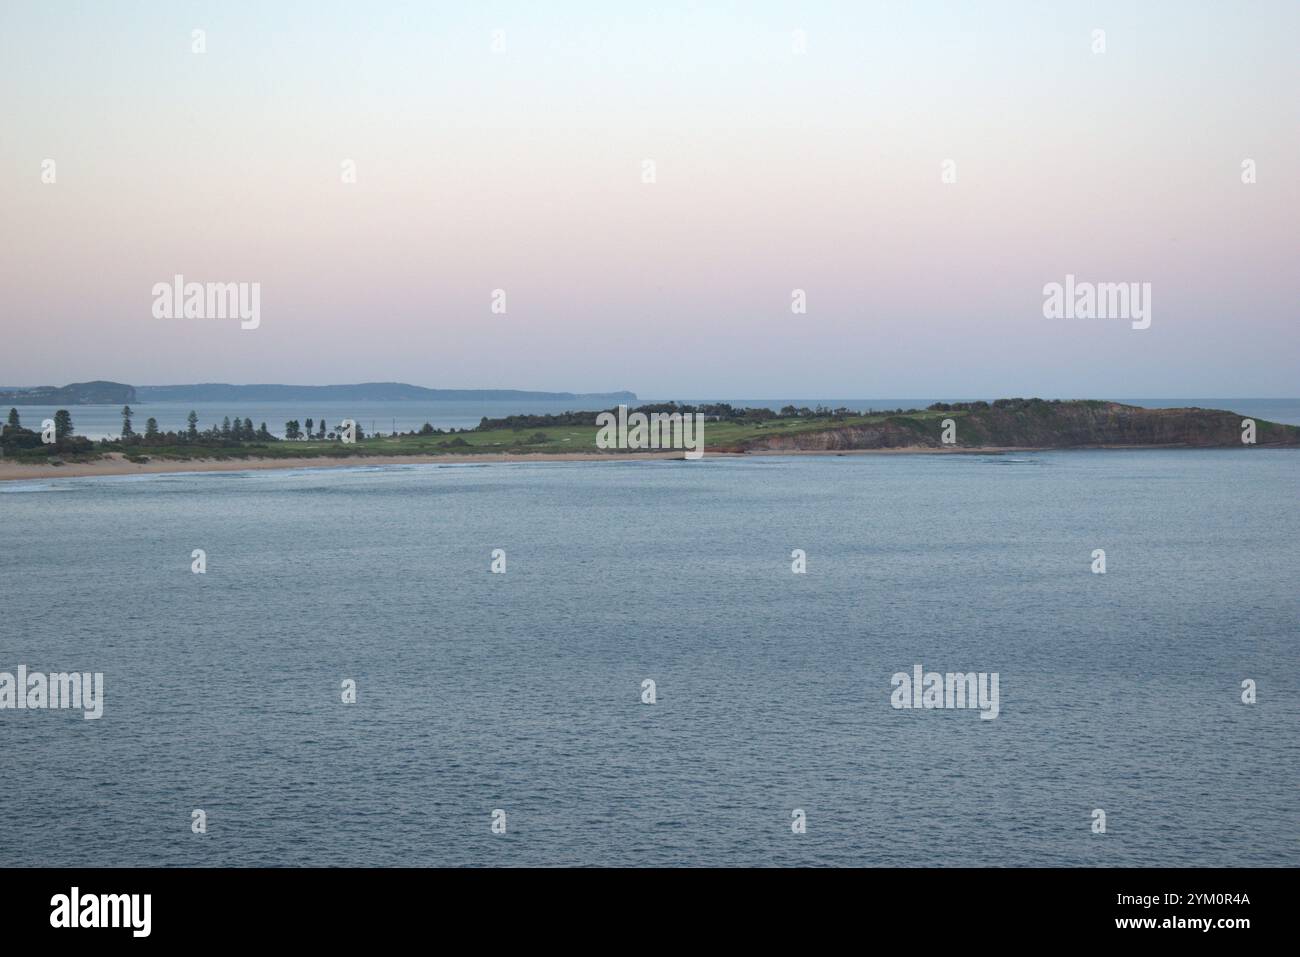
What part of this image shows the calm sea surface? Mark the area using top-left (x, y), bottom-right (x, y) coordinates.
top-left (1, 449), bottom-right (1296, 866)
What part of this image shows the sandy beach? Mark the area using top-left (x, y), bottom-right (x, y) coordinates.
top-left (0, 450), bottom-right (689, 481)
top-left (0, 446), bottom-right (1040, 482)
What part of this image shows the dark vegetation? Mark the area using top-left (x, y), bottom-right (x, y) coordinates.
top-left (3, 398), bottom-right (1295, 466)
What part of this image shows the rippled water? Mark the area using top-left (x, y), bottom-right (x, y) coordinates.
top-left (1, 449), bottom-right (1296, 866)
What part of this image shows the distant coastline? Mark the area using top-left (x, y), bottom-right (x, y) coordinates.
top-left (2, 398), bottom-right (1295, 482)
top-left (0, 380), bottom-right (637, 405)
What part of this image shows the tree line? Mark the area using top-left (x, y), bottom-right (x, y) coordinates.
top-left (1, 407), bottom-right (89, 454)
top-left (1, 406), bottom-right (372, 455)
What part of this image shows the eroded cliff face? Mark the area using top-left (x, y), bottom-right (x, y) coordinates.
top-left (746, 422), bottom-right (937, 451)
top-left (743, 402), bottom-right (1299, 452)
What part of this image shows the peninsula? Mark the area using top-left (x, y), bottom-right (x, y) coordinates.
top-left (1, 399), bottom-right (1294, 481)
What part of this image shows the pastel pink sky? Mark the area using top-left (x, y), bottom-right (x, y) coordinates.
top-left (2, 1), bottom-right (1296, 396)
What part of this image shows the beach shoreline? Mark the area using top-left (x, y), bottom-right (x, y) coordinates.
top-left (0, 444), bottom-right (1251, 482)
top-left (0, 446), bottom-right (1059, 481)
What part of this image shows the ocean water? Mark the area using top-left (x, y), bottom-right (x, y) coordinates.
top-left (7, 397), bottom-right (1299, 440)
top-left (0, 449), bottom-right (1296, 867)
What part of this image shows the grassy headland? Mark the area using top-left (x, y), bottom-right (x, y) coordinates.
top-left (1, 399), bottom-right (1295, 478)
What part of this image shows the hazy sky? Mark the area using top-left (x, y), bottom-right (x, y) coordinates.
top-left (1, 1), bottom-right (1296, 397)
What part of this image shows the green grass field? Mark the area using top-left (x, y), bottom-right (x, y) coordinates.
top-left (12, 399), bottom-right (1292, 466)
top-left (3, 407), bottom-right (968, 464)
top-left (98, 409), bottom-right (956, 461)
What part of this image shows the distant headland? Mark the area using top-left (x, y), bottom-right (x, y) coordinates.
top-left (0, 381), bottom-right (637, 405)
top-left (1, 398), bottom-right (1294, 481)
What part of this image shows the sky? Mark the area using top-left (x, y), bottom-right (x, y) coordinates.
top-left (1, 1), bottom-right (1296, 397)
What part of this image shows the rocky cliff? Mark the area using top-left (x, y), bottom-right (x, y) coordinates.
top-left (742, 400), bottom-right (1298, 451)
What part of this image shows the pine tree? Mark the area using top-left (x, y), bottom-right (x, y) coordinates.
top-left (54, 409), bottom-right (73, 441)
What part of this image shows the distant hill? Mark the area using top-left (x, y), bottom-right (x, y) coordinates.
top-left (0, 381), bottom-right (136, 405)
top-left (742, 399), bottom-right (1298, 451)
top-left (133, 382), bottom-right (638, 403)
top-left (0, 381), bottom-right (636, 404)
